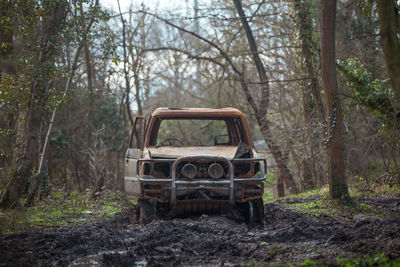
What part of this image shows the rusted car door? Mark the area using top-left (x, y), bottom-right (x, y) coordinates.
top-left (124, 116), bottom-right (145, 198)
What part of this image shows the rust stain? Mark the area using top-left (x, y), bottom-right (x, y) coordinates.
top-left (151, 107), bottom-right (245, 117)
top-left (147, 146), bottom-right (238, 159)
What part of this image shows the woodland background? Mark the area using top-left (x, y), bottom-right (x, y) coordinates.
top-left (1, 0), bottom-right (400, 208)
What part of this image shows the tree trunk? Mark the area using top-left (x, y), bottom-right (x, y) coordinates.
top-left (293, 0), bottom-right (325, 124)
top-left (233, 0), bottom-right (298, 196)
top-left (293, 0), bottom-right (324, 191)
top-left (320, 0), bottom-right (349, 200)
top-left (299, 70), bottom-right (315, 191)
top-left (1, 103), bottom-right (43, 208)
top-left (0, 1), bottom-right (67, 209)
top-left (80, 0), bottom-right (99, 189)
top-left (376, 0), bottom-right (400, 104)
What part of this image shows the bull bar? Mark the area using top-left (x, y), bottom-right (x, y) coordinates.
top-left (136, 155), bottom-right (267, 207)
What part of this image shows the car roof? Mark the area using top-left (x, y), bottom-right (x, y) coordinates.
top-left (151, 107), bottom-right (245, 118)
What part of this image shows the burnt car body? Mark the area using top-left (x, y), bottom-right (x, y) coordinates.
top-left (124, 107), bottom-right (267, 223)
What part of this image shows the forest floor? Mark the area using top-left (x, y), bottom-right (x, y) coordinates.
top-left (1, 191), bottom-right (400, 266)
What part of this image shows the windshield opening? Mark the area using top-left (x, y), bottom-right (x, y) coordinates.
top-left (151, 118), bottom-right (242, 147)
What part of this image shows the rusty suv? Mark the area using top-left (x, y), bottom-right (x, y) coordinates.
top-left (124, 107), bottom-right (267, 224)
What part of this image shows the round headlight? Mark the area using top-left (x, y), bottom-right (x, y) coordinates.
top-left (182, 163), bottom-right (197, 179)
top-left (208, 163), bottom-right (224, 179)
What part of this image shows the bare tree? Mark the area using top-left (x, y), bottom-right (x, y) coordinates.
top-left (232, 0), bottom-right (298, 196)
top-left (117, 0), bottom-right (135, 127)
top-left (142, 5), bottom-right (299, 196)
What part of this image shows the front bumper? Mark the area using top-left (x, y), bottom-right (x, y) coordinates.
top-left (130, 155), bottom-right (267, 207)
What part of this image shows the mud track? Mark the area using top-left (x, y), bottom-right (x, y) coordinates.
top-left (1, 195), bottom-right (400, 266)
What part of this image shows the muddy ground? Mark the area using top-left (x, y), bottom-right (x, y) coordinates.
top-left (1, 195), bottom-right (400, 266)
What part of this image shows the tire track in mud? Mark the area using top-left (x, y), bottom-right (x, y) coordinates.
top-left (1, 196), bottom-right (400, 266)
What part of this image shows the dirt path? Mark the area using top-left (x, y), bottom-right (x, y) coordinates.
top-left (1, 195), bottom-right (400, 266)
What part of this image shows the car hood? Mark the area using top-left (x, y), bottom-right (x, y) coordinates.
top-left (146, 146), bottom-right (239, 159)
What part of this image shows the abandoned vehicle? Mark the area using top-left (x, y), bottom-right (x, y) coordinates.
top-left (124, 107), bottom-right (267, 224)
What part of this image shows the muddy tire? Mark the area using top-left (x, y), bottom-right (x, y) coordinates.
top-left (137, 199), bottom-right (156, 224)
top-left (241, 199), bottom-right (264, 225)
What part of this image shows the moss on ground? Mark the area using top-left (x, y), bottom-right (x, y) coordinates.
top-left (335, 253), bottom-right (400, 267)
top-left (0, 189), bottom-right (124, 234)
top-left (244, 253), bottom-right (400, 267)
top-left (285, 197), bottom-right (387, 219)
top-left (262, 182), bottom-right (400, 219)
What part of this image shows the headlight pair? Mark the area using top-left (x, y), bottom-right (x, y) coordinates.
top-left (181, 162), bottom-right (224, 179)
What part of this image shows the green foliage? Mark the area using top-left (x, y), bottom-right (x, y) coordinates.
top-left (347, 160), bottom-right (400, 195)
top-left (0, 74), bottom-right (30, 109)
top-left (301, 259), bottom-right (318, 267)
top-left (358, 0), bottom-right (376, 15)
top-left (284, 187), bottom-right (328, 199)
top-left (263, 186), bottom-right (328, 204)
top-left (337, 253), bottom-right (400, 267)
top-left (1, 189), bottom-right (123, 234)
top-left (298, 254), bottom-right (399, 267)
top-left (263, 190), bottom-right (275, 203)
top-left (265, 169), bottom-right (278, 186)
top-left (337, 58), bottom-right (395, 126)
top-left (0, 0), bottom-right (69, 142)
top-left (263, 170), bottom-right (278, 202)
top-left (50, 130), bottom-right (70, 151)
top-left (0, 0), bottom-right (119, 197)
top-left (290, 0), bottom-right (319, 79)
top-left (66, 0), bottom-right (119, 63)
top-left (264, 174), bottom-right (400, 206)
top-left (287, 197), bottom-right (334, 217)
top-left (349, 175), bottom-right (400, 197)
top-left (286, 195), bottom-right (386, 219)
top-left (291, 0), bottom-right (319, 52)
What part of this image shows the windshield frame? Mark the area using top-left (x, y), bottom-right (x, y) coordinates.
top-left (146, 116), bottom-right (251, 147)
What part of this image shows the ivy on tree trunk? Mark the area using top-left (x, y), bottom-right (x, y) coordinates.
top-left (320, 0), bottom-right (350, 201)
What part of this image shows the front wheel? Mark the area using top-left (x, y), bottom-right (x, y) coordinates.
top-left (137, 199), bottom-right (156, 224)
top-left (240, 199), bottom-right (264, 225)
